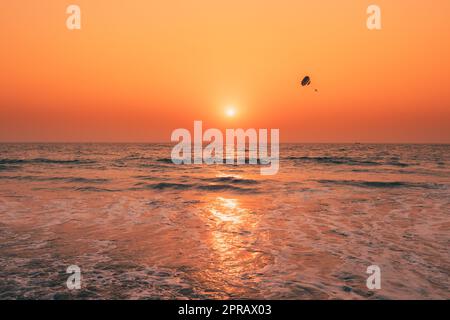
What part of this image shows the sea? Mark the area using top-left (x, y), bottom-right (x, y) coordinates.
top-left (0, 143), bottom-right (449, 299)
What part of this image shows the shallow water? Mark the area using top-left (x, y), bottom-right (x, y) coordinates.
top-left (0, 143), bottom-right (449, 299)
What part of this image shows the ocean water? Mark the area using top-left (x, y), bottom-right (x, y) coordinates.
top-left (0, 143), bottom-right (449, 299)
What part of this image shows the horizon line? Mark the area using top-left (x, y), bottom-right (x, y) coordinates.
top-left (0, 141), bottom-right (449, 145)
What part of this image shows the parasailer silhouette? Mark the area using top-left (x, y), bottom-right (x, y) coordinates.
top-left (300, 75), bottom-right (318, 92)
top-left (301, 76), bottom-right (311, 86)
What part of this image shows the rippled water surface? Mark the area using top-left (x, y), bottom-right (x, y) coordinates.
top-left (0, 143), bottom-right (449, 299)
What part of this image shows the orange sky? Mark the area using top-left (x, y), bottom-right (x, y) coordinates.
top-left (1, 0), bottom-right (449, 142)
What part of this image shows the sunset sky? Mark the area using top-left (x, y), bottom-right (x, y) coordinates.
top-left (1, 0), bottom-right (449, 142)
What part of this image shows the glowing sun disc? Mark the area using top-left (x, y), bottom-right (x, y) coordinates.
top-left (225, 106), bottom-right (236, 117)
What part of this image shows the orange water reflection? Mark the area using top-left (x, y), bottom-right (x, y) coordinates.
top-left (193, 195), bottom-right (268, 298)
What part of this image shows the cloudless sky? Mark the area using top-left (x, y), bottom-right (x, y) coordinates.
top-left (1, 0), bottom-right (449, 142)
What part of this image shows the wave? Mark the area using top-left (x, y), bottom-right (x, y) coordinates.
top-left (157, 157), bottom-right (270, 165)
top-left (156, 158), bottom-right (174, 164)
top-left (133, 175), bottom-right (155, 181)
top-left (0, 159), bottom-right (25, 164)
top-left (386, 161), bottom-right (410, 167)
top-left (285, 156), bottom-right (409, 167)
top-left (201, 176), bottom-right (259, 185)
top-left (0, 164), bottom-right (19, 171)
top-left (64, 177), bottom-right (109, 183)
top-left (147, 182), bottom-right (193, 190)
top-left (316, 179), bottom-right (444, 189)
top-left (143, 182), bottom-right (257, 193)
top-left (0, 158), bottom-right (95, 165)
top-left (75, 186), bottom-right (116, 192)
top-left (0, 175), bottom-right (108, 184)
top-left (196, 184), bottom-right (256, 192)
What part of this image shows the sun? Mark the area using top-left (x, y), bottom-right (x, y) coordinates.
top-left (225, 106), bottom-right (236, 117)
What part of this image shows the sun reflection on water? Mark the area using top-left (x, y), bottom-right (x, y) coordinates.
top-left (209, 197), bottom-right (243, 223)
top-left (193, 195), bottom-right (265, 297)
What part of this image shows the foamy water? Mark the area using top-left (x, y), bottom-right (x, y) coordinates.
top-left (0, 143), bottom-right (449, 299)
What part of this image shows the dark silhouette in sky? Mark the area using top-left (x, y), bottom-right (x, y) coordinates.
top-left (301, 76), bottom-right (311, 86)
